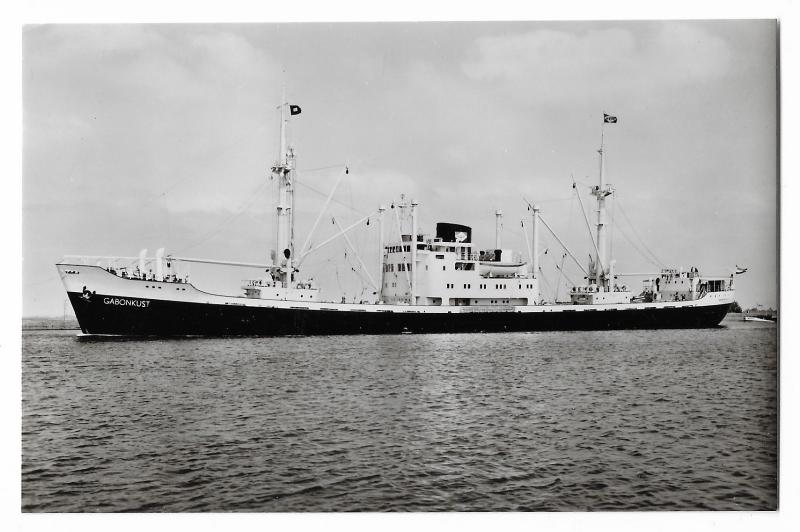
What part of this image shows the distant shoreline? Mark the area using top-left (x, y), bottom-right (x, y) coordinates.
top-left (22, 318), bottom-right (80, 331)
top-left (23, 327), bottom-right (81, 331)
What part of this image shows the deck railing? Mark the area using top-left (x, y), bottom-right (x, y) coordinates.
top-left (60, 255), bottom-right (190, 283)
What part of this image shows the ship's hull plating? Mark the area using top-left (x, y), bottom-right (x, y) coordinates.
top-left (67, 291), bottom-right (731, 337)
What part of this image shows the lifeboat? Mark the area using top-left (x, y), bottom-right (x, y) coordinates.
top-left (478, 261), bottom-right (528, 277)
top-left (477, 249), bottom-right (527, 277)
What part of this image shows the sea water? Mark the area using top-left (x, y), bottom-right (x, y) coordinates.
top-left (21, 316), bottom-right (777, 511)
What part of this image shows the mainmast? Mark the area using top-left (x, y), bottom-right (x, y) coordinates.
top-left (271, 87), bottom-right (300, 288)
top-left (591, 114), bottom-right (616, 290)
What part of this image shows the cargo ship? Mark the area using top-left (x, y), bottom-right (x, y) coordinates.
top-left (57, 101), bottom-right (736, 336)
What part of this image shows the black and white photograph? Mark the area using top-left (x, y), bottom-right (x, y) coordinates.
top-left (16, 6), bottom-right (786, 525)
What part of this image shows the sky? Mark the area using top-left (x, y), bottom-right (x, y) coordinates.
top-left (22, 20), bottom-right (778, 316)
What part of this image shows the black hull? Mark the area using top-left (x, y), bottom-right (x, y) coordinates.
top-left (68, 292), bottom-right (731, 337)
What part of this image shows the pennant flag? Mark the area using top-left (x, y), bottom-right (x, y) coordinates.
top-left (736, 265), bottom-right (748, 274)
top-left (603, 113), bottom-right (618, 124)
top-left (290, 104), bottom-right (302, 116)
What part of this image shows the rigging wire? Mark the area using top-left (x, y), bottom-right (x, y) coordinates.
top-left (155, 120), bottom-right (270, 198)
top-left (343, 177), bottom-right (369, 282)
top-left (176, 180), bottom-right (269, 254)
top-left (612, 217), bottom-right (663, 269)
top-left (334, 260), bottom-right (344, 300)
top-left (549, 250), bottom-right (577, 288)
top-left (552, 251), bottom-right (568, 300)
top-left (301, 255), bottom-right (335, 278)
top-left (615, 195), bottom-right (665, 268)
top-left (268, 169), bottom-right (275, 255)
top-left (572, 179), bottom-right (601, 261)
top-left (531, 196), bottom-right (575, 204)
top-left (307, 207), bottom-right (375, 302)
top-left (343, 243), bottom-right (370, 294)
top-left (563, 186), bottom-right (577, 295)
top-left (297, 163), bottom-right (347, 173)
top-left (537, 266), bottom-right (554, 303)
top-left (609, 188), bottom-right (615, 261)
top-left (294, 178), bottom-right (367, 216)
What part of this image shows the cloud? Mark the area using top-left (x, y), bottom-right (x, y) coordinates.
top-left (21, 23), bottom-right (775, 316)
top-left (24, 24), bottom-right (166, 57)
top-left (25, 25), bottom-right (279, 99)
top-left (24, 26), bottom-right (285, 215)
top-left (461, 24), bottom-right (733, 102)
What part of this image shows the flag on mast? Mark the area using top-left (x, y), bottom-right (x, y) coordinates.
top-left (603, 113), bottom-right (617, 124)
top-left (290, 104), bottom-right (302, 116)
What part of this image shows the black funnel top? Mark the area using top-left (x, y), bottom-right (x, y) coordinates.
top-left (436, 222), bottom-right (472, 243)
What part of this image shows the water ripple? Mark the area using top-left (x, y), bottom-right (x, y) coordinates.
top-left (22, 317), bottom-right (777, 511)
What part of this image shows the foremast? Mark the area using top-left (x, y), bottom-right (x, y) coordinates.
top-left (270, 88), bottom-right (298, 288)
